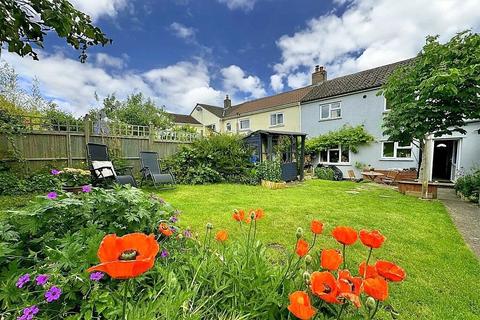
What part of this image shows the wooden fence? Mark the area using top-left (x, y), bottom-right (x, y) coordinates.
top-left (0, 116), bottom-right (200, 173)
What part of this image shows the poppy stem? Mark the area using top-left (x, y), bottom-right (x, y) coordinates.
top-left (253, 218), bottom-right (257, 244)
top-left (246, 219), bottom-right (254, 265)
top-left (364, 248), bottom-right (373, 278)
top-left (342, 244), bottom-right (346, 269)
top-left (336, 304), bottom-right (346, 320)
top-left (276, 241), bottom-right (297, 291)
top-left (122, 279), bottom-right (129, 320)
top-left (307, 233), bottom-right (317, 255)
top-left (369, 300), bottom-right (380, 319)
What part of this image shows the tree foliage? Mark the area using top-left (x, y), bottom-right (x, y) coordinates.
top-left (0, 0), bottom-right (111, 62)
top-left (305, 125), bottom-right (375, 154)
top-left (381, 30), bottom-right (480, 144)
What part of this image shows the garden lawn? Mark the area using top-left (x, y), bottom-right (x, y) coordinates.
top-left (155, 180), bottom-right (480, 320)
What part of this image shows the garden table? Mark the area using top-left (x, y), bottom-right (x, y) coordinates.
top-left (361, 171), bottom-right (384, 182)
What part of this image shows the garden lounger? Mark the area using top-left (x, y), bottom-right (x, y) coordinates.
top-left (139, 151), bottom-right (176, 188)
top-left (86, 143), bottom-right (137, 187)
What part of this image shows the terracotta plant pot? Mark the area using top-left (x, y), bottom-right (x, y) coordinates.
top-left (62, 185), bottom-right (89, 194)
top-left (261, 180), bottom-right (287, 189)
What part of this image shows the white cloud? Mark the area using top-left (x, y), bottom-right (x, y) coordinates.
top-left (70, 0), bottom-right (128, 20)
top-left (2, 52), bottom-right (224, 116)
top-left (221, 65), bottom-right (266, 99)
top-left (270, 74), bottom-right (284, 92)
top-left (95, 53), bottom-right (126, 69)
top-left (217, 0), bottom-right (258, 11)
top-left (169, 22), bottom-right (196, 40)
top-left (272, 0), bottom-right (480, 89)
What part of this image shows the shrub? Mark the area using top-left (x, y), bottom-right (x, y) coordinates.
top-left (0, 171), bottom-right (61, 195)
top-left (315, 166), bottom-right (335, 180)
top-left (257, 159), bottom-right (282, 182)
top-left (167, 134), bottom-right (254, 184)
top-left (454, 168), bottom-right (480, 202)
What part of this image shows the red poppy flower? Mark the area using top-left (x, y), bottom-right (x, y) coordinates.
top-left (310, 271), bottom-right (340, 304)
top-left (158, 223), bottom-right (173, 237)
top-left (359, 261), bottom-right (378, 279)
top-left (87, 233), bottom-right (159, 279)
top-left (337, 270), bottom-right (363, 296)
top-left (254, 208), bottom-right (264, 220)
top-left (215, 230), bottom-right (228, 242)
top-left (375, 260), bottom-right (406, 282)
top-left (332, 226), bottom-right (358, 245)
top-left (287, 291), bottom-right (316, 320)
top-left (232, 209), bottom-right (245, 222)
top-left (296, 239), bottom-right (309, 257)
top-left (321, 249), bottom-right (342, 271)
top-left (359, 230), bottom-right (386, 249)
top-left (363, 277), bottom-right (389, 301)
top-left (310, 220), bottom-right (324, 235)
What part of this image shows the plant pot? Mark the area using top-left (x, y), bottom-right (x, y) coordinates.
top-left (62, 185), bottom-right (89, 194)
top-left (261, 180), bottom-right (286, 189)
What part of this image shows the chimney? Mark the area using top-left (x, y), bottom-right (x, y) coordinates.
top-left (224, 94), bottom-right (231, 109)
top-left (312, 65), bottom-right (327, 85)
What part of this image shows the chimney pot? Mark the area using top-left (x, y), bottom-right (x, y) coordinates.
top-left (312, 65), bottom-right (327, 85)
top-left (224, 94), bottom-right (231, 109)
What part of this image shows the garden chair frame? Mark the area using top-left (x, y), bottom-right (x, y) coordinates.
top-left (139, 151), bottom-right (176, 189)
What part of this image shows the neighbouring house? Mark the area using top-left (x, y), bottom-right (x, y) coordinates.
top-left (169, 113), bottom-right (203, 134)
top-left (300, 59), bottom-right (480, 182)
top-left (190, 66), bottom-right (325, 134)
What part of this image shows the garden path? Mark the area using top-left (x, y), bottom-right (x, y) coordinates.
top-left (438, 188), bottom-right (480, 259)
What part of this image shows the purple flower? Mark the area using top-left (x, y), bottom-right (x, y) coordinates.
top-left (81, 185), bottom-right (92, 193)
top-left (17, 305), bottom-right (39, 320)
top-left (46, 192), bottom-right (57, 200)
top-left (183, 229), bottom-right (192, 238)
top-left (16, 274), bottom-right (30, 288)
top-left (50, 169), bottom-right (61, 176)
top-left (160, 249), bottom-right (169, 258)
top-left (89, 272), bottom-right (104, 282)
top-left (169, 216), bottom-right (178, 223)
top-left (45, 286), bottom-right (62, 303)
top-left (35, 274), bottom-right (49, 286)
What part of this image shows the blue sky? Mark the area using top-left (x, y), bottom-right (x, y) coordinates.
top-left (3, 0), bottom-right (480, 115)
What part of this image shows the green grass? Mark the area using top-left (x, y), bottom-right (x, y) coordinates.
top-left (153, 180), bottom-right (480, 319)
top-left (1, 181), bottom-right (479, 319)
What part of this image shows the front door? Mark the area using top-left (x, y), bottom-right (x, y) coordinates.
top-left (432, 140), bottom-right (458, 182)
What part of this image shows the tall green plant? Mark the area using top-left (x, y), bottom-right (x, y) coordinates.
top-left (305, 125), bottom-right (374, 154)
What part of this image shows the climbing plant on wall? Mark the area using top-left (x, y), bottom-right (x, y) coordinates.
top-left (305, 125), bottom-right (375, 154)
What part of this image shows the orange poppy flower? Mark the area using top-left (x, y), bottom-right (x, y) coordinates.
top-left (359, 261), bottom-right (378, 279)
top-left (296, 239), bottom-right (309, 257)
top-left (310, 271), bottom-right (340, 304)
top-left (363, 277), bottom-right (389, 301)
top-left (310, 220), bottom-right (324, 235)
top-left (254, 208), bottom-right (264, 220)
top-left (359, 230), bottom-right (386, 249)
top-left (215, 230), bottom-right (228, 242)
top-left (87, 233), bottom-right (159, 279)
top-left (321, 249), bottom-right (342, 271)
top-left (375, 260), bottom-right (406, 282)
top-left (287, 291), bottom-right (316, 320)
top-left (158, 223), bottom-right (173, 237)
top-left (337, 270), bottom-right (363, 296)
top-left (232, 209), bottom-right (245, 222)
top-left (332, 226), bottom-right (358, 245)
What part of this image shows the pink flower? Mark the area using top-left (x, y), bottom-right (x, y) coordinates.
top-left (82, 185), bottom-right (92, 193)
top-left (50, 169), bottom-right (61, 175)
top-left (47, 192), bottom-right (57, 200)
top-left (35, 274), bottom-right (49, 286)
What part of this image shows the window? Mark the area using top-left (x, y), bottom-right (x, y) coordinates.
top-left (319, 102), bottom-right (341, 120)
top-left (382, 142), bottom-right (412, 159)
top-left (384, 98), bottom-right (391, 111)
top-left (319, 145), bottom-right (349, 163)
top-left (226, 122), bottom-right (231, 132)
top-left (239, 119), bottom-right (250, 130)
top-left (270, 113), bottom-right (284, 126)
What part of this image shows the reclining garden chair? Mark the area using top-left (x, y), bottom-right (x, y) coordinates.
top-left (139, 151), bottom-right (176, 188)
top-left (86, 143), bottom-right (137, 187)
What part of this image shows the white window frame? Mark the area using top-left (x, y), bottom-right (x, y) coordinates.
top-left (239, 118), bottom-right (250, 131)
top-left (381, 141), bottom-right (413, 160)
top-left (319, 145), bottom-right (350, 164)
top-left (319, 102), bottom-right (342, 120)
top-left (270, 112), bottom-right (284, 127)
top-left (226, 122), bottom-right (232, 132)
top-left (384, 97), bottom-right (390, 112)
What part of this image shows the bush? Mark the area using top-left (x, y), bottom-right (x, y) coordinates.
top-left (0, 171), bottom-right (61, 195)
top-left (167, 134), bottom-right (254, 184)
top-left (314, 166), bottom-right (335, 180)
top-left (257, 159), bottom-right (282, 182)
top-left (455, 168), bottom-right (480, 202)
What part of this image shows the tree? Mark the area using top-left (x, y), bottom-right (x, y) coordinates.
top-left (381, 30), bottom-right (480, 198)
top-left (0, 0), bottom-right (111, 62)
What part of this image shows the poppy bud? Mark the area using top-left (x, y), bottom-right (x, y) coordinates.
top-left (366, 297), bottom-right (376, 310)
top-left (250, 210), bottom-right (256, 219)
top-left (303, 271), bottom-right (311, 285)
top-left (305, 255), bottom-right (313, 265)
top-left (177, 233), bottom-right (184, 240)
top-left (296, 227), bottom-right (304, 239)
top-left (206, 223), bottom-right (213, 230)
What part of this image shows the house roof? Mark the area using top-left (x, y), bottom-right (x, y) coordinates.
top-left (195, 103), bottom-right (225, 117)
top-left (224, 86), bottom-right (312, 117)
top-left (170, 113), bottom-right (201, 125)
top-left (301, 58), bottom-right (415, 103)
